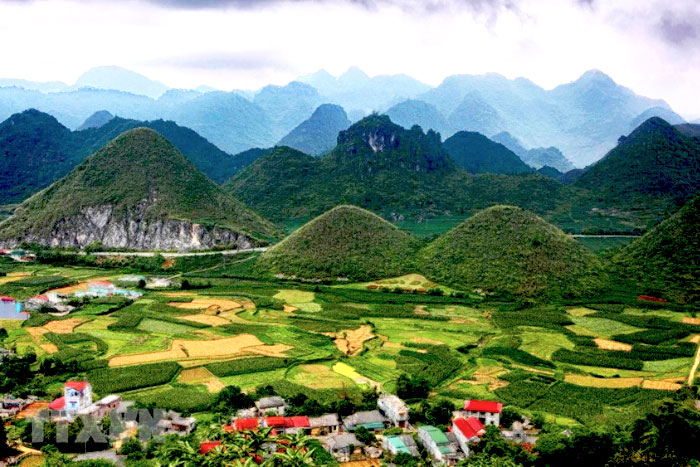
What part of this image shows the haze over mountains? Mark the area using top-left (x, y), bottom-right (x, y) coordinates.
top-left (0, 66), bottom-right (688, 166)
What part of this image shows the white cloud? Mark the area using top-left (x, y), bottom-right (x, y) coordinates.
top-left (0, 0), bottom-right (698, 118)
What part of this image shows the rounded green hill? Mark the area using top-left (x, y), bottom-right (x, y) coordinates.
top-left (417, 205), bottom-right (607, 297)
top-left (256, 205), bottom-right (421, 281)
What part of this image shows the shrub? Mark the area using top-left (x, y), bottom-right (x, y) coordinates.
top-left (88, 362), bottom-right (181, 394)
top-left (205, 358), bottom-right (295, 377)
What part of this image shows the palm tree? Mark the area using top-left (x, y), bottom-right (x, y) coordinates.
top-left (270, 446), bottom-right (315, 466)
top-left (280, 432), bottom-right (311, 450)
top-left (154, 438), bottom-right (200, 467)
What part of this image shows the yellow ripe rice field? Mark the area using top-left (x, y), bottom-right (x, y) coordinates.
top-left (594, 338), bottom-right (633, 352)
top-left (108, 334), bottom-right (292, 367)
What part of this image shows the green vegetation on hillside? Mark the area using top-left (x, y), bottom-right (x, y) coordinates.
top-left (256, 205), bottom-right (421, 280)
top-left (0, 128), bottom-right (279, 242)
top-left (443, 131), bottom-right (531, 174)
top-left (615, 195), bottom-right (700, 302)
top-left (418, 205), bottom-right (607, 297)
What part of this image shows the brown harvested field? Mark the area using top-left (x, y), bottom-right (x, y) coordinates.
top-left (46, 277), bottom-right (111, 295)
top-left (169, 298), bottom-right (244, 312)
top-left (594, 338), bottom-right (633, 352)
top-left (283, 305), bottom-right (299, 313)
top-left (340, 460), bottom-right (381, 467)
top-left (16, 401), bottom-right (50, 419)
top-left (0, 271), bottom-right (31, 285)
top-left (26, 327), bottom-right (58, 353)
top-left (204, 378), bottom-right (226, 393)
top-left (327, 325), bottom-right (375, 356)
top-left (690, 335), bottom-right (700, 344)
top-left (642, 379), bottom-right (682, 390)
top-left (43, 318), bottom-right (90, 334)
top-left (565, 374), bottom-right (642, 388)
top-left (108, 334), bottom-right (292, 366)
top-left (179, 314), bottom-right (231, 327)
top-left (414, 305), bottom-right (430, 316)
top-left (458, 366), bottom-right (510, 391)
top-left (683, 318), bottom-right (700, 326)
top-left (178, 366), bottom-right (215, 383)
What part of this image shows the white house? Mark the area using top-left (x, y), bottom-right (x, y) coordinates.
top-left (377, 394), bottom-right (409, 427)
top-left (461, 400), bottom-right (503, 426)
top-left (49, 381), bottom-right (93, 421)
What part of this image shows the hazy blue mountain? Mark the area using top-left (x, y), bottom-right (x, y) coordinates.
top-left (491, 131), bottom-right (528, 158)
top-left (156, 89), bottom-right (204, 110)
top-left (0, 78), bottom-right (69, 93)
top-left (421, 70), bottom-right (674, 167)
top-left (278, 104), bottom-right (350, 156)
top-left (447, 92), bottom-right (505, 136)
top-left (167, 91), bottom-right (274, 154)
top-left (74, 66), bottom-right (169, 98)
top-left (298, 67), bottom-right (430, 115)
top-left (522, 147), bottom-right (575, 173)
top-left (253, 81), bottom-right (322, 140)
top-left (443, 131), bottom-right (531, 174)
top-left (385, 99), bottom-right (450, 136)
top-left (77, 110), bottom-right (114, 130)
top-left (492, 131), bottom-right (574, 173)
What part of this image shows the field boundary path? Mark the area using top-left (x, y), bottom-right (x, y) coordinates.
top-left (69, 247), bottom-right (268, 258)
top-left (688, 342), bottom-right (700, 386)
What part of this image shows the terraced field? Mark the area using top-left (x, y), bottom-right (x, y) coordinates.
top-left (0, 261), bottom-right (697, 426)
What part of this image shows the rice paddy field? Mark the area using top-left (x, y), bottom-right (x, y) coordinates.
top-left (1, 255), bottom-right (698, 426)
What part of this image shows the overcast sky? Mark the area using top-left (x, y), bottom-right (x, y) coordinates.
top-left (0, 0), bottom-right (698, 119)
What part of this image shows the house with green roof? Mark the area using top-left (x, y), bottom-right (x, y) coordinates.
top-left (418, 425), bottom-right (465, 465)
top-left (382, 434), bottom-right (419, 457)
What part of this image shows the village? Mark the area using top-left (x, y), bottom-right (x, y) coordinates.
top-left (2, 376), bottom-right (538, 466)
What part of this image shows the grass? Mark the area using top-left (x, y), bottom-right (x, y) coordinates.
top-left (575, 236), bottom-right (635, 253)
top-left (137, 318), bottom-right (199, 336)
top-left (570, 316), bottom-right (643, 337)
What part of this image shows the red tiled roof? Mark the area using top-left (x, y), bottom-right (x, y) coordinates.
top-left (265, 416), bottom-right (287, 428)
top-left (234, 418), bottom-right (260, 430)
top-left (288, 416), bottom-right (310, 428)
top-left (65, 381), bottom-right (89, 391)
top-left (0, 295), bottom-right (14, 302)
top-left (223, 425), bottom-right (235, 433)
top-left (49, 397), bottom-right (65, 410)
top-left (464, 400), bottom-right (503, 413)
top-left (199, 441), bottom-right (222, 454)
top-left (454, 417), bottom-right (485, 439)
top-left (31, 295), bottom-right (49, 301)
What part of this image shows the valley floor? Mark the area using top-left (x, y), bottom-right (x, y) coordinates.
top-left (0, 253), bottom-right (695, 429)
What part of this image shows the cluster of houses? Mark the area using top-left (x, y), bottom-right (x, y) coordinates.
top-left (0, 249), bottom-right (36, 262)
top-left (44, 381), bottom-right (195, 437)
top-left (24, 280), bottom-right (143, 314)
top-left (216, 394), bottom-right (533, 465)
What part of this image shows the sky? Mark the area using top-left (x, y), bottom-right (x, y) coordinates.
top-left (0, 0), bottom-right (698, 119)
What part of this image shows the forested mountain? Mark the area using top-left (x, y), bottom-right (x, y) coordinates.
top-left (278, 104), bottom-right (351, 156)
top-left (0, 128), bottom-right (278, 250)
top-left (226, 115), bottom-right (570, 222)
top-left (443, 131), bottom-right (531, 174)
top-left (418, 205), bottom-right (607, 298)
top-left (574, 117), bottom-right (700, 213)
top-left (0, 110), bottom-right (239, 203)
top-left (492, 132), bottom-right (576, 173)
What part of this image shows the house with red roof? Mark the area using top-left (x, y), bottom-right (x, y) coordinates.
top-left (232, 417), bottom-right (260, 431)
top-left (452, 417), bottom-right (486, 456)
top-left (49, 381), bottom-right (93, 421)
top-left (461, 400), bottom-right (503, 426)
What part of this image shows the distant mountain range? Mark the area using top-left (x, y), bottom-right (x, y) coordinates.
top-left (0, 66), bottom-right (687, 166)
top-left (278, 104), bottom-right (351, 156)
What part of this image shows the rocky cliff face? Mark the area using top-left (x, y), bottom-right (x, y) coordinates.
top-left (2, 203), bottom-right (258, 251)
